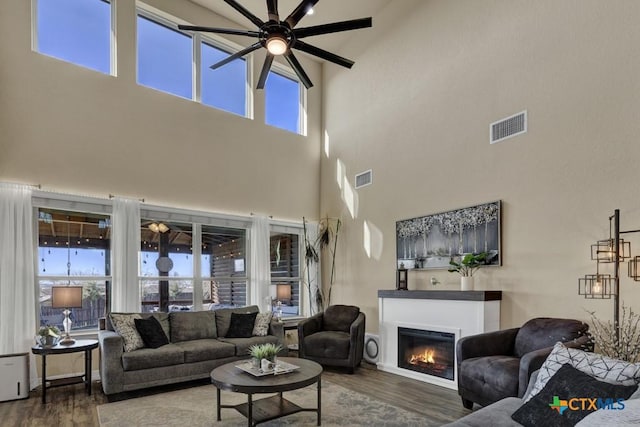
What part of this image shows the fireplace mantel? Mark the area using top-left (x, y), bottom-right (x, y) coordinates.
top-left (378, 289), bottom-right (502, 390)
top-left (377, 290), bottom-right (502, 301)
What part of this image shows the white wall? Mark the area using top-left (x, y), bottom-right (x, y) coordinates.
top-left (0, 0), bottom-right (322, 222)
top-left (320, 0), bottom-right (640, 332)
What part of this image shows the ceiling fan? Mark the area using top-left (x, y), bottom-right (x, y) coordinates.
top-left (178, 0), bottom-right (372, 89)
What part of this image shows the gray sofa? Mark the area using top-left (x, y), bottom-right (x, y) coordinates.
top-left (99, 305), bottom-right (285, 395)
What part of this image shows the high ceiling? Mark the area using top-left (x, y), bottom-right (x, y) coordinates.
top-left (189, 0), bottom-right (391, 56)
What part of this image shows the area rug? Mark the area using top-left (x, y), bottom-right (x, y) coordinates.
top-left (97, 380), bottom-right (432, 426)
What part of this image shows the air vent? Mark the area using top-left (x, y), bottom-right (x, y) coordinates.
top-left (490, 110), bottom-right (527, 144)
top-left (355, 170), bottom-right (372, 189)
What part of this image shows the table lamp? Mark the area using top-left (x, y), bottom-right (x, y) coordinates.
top-left (276, 283), bottom-right (291, 305)
top-left (51, 286), bottom-right (83, 345)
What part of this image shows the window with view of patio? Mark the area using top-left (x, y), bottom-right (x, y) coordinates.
top-left (139, 220), bottom-right (248, 312)
top-left (37, 208), bottom-right (111, 331)
top-left (270, 230), bottom-right (301, 317)
top-left (140, 221), bottom-right (193, 312)
top-left (202, 225), bottom-right (247, 309)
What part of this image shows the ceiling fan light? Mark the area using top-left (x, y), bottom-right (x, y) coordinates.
top-left (266, 36), bottom-right (288, 55)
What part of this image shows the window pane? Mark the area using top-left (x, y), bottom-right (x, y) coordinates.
top-left (271, 280), bottom-right (300, 317)
top-left (208, 279), bottom-right (247, 307)
top-left (201, 42), bottom-right (246, 116)
top-left (39, 279), bottom-right (108, 331)
top-left (140, 279), bottom-right (158, 312)
top-left (270, 232), bottom-right (300, 317)
top-left (140, 279), bottom-right (193, 312)
top-left (168, 279), bottom-right (193, 310)
top-left (38, 209), bottom-right (111, 276)
top-left (137, 15), bottom-right (192, 99)
top-left (271, 233), bottom-right (299, 278)
top-left (140, 221), bottom-right (193, 277)
top-left (36, 0), bottom-right (111, 74)
top-left (201, 226), bottom-right (246, 278)
top-left (265, 71), bottom-right (300, 133)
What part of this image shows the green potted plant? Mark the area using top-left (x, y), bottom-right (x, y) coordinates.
top-left (37, 325), bottom-right (61, 347)
top-left (248, 343), bottom-right (283, 368)
top-left (448, 252), bottom-right (488, 291)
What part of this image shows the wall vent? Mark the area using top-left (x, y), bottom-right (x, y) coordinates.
top-left (355, 170), bottom-right (372, 189)
top-left (490, 110), bottom-right (527, 144)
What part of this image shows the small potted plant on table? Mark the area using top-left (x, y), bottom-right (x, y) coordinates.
top-left (448, 252), bottom-right (488, 291)
top-left (37, 325), bottom-right (61, 347)
top-left (248, 343), bottom-right (283, 370)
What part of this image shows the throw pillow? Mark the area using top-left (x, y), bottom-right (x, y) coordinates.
top-left (512, 364), bottom-right (638, 427)
top-left (226, 312), bottom-right (258, 338)
top-left (215, 306), bottom-right (259, 338)
top-left (134, 316), bottom-right (169, 349)
top-left (253, 312), bottom-right (273, 337)
top-left (525, 342), bottom-right (640, 402)
top-left (576, 397), bottom-right (640, 426)
top-left (110, 313), bottom-right (145, 352)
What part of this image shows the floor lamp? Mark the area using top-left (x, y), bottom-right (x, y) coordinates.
top-left (51, 286), bottom-right (84, 345)
top-left (579, 209), bottom-right (640, 340)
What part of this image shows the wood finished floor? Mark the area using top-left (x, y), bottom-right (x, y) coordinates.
top-left (0, 362), bottom-right (471, 426)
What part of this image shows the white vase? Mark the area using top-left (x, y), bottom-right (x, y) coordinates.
top-left (461, 276), bottom-right (474, 291)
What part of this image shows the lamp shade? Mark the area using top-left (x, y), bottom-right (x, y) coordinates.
top-left (276, 284), bottom-right (291, 303)
top-left (51, 286), bottom-right (83, 308)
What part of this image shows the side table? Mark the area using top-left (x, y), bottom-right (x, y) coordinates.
top-left (31, 339), bottom-right (98, 403)
top-left (281, 317), bottom-right (305, 353)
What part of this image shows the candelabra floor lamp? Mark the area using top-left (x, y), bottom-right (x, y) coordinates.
top-left (579, 209), bottom-right (640, 339)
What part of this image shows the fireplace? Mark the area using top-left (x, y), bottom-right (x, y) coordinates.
top-left (397, 327), bottom-right (455, 381)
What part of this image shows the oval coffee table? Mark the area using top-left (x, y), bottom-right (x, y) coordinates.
top-left (211, 357), bottom-right (322, 426)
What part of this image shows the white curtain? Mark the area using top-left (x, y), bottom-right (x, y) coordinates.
top-left (0, 183), bottom-right (37, 386)
top-left (250, 215), bottom-right (271, 311)
top-left (111, 197), bottom-right (141, 312)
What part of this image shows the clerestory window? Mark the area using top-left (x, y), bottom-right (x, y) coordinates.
top-left (265, 68), bottom-right (306, 135)
top-left (34, 0), bottom-right (113, 75)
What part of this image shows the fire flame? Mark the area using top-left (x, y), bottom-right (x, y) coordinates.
top-left (409, 349), bottom-right (435, 364)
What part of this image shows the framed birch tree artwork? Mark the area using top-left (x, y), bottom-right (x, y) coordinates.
top-left (396, 201), bottom-right (501, 270)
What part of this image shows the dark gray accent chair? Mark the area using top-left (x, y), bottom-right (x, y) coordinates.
top-left (456, 317), bottom-right (591, 409)
top-left (298, 305), bottom-right (365, 373)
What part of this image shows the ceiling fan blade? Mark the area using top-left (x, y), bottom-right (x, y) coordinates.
top-left (285, 0), bottom-right (319, 28)
top-left (266, 0), bottom-right (279, 22)
top-left (257, 54), bottom-right (275, 89)
top-left (209, 42), bottom-right (262, 70)
top-left (284, 51), bottom-right (313, 89)
top-left (223, 0), bottom-right (264, 28)
top-left (293, 40), bottom-right (354, 69)
top-left (178, 25), bottom-right (259, 38)
top-left (294, 17), bottom-right (372, 38)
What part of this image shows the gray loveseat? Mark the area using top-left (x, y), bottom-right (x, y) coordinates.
top-left (99, 305), bottom-right (284, 395)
